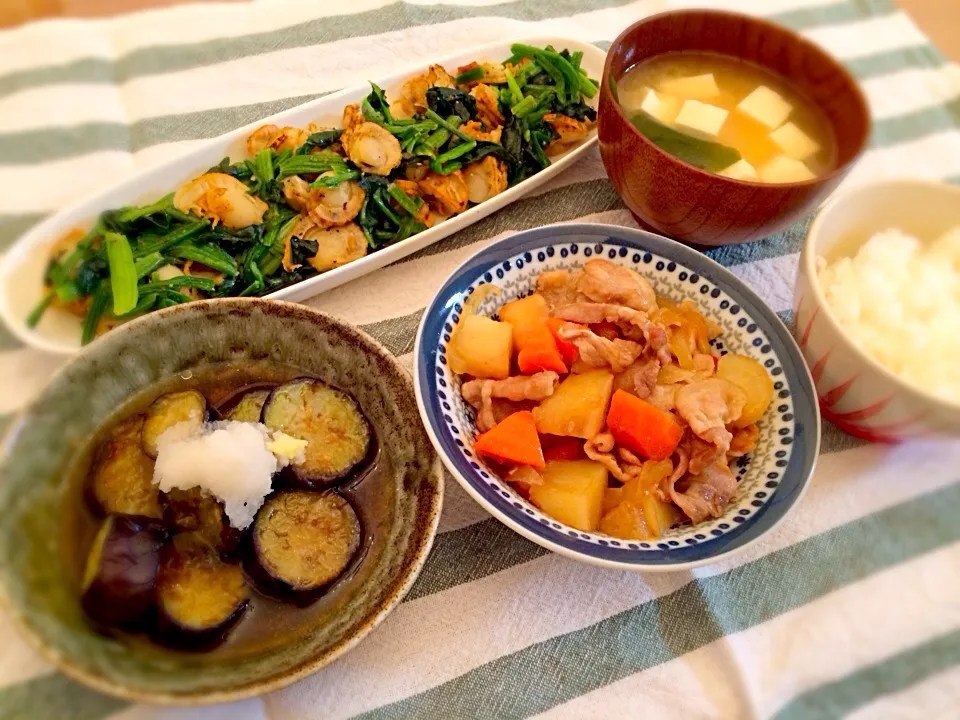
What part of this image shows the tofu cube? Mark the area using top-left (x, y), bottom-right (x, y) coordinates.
top-left (674, 100), bottom-right (728, 139)
top-left (617, 86), bottom-right (649, 113)
top-left (719, 158), bottom-right (758, 181)
top-left (769, 121), bottom-right (820, 160)
top-left (738, 85), bottom-right (793, 129)
top-left (639, 89), bottom-right (683, 125)
top-left (759, 155), bottom-right (816, 184)
top-left (658, 73), bottom-right (720, 100)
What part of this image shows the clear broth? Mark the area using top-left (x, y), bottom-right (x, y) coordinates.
top-left (618, 51), bottom-right (837, 178)
top-left (61, 361), bottom-right (394, 659)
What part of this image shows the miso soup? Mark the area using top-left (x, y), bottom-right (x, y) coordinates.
top-left (617, 51), bottom-right (837, 183)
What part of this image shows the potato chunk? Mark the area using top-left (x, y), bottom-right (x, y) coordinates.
top-left (498, 293), bottom-right (549, 341)
top-left (600, 501), bottom-right (652, 540)
top-left (529, 460), bottom-right (609, 532)
top-left (448, 314), bottom-right (513, 379)
top-left (716, 353), bottom-right (774, 427)
top-left (533, 369), bottom-right (614, 438)
top-left (640, 493), bottom-right (682, 537)
top-left (602, 486), bottom-right (624, 514)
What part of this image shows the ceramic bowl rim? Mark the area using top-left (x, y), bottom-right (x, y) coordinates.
top-left (0, 297), bottom-right (444, 705)
top-left (601, 7), bottom-right (871, 188)
top-left (801, 176), bottom-right (960, 415)
top-left (414, 223), bottom-right (821, 573)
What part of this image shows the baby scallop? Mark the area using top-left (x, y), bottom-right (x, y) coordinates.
top-left (543, 114), bottom-right (592, 154)
top-left (342, 122), bottom-right (402, 176)
top-left (246, 124), bottom-right (309, 155)
top-left (282, 175), bottom-right (365, 227)
top-left (281, 216), bottom-right (368, 273)
top-left (418, 170), bottom-right (469, 215)
top-left (174, 172), bottom-right (268, 229)
top-left (464, 156), bottom-right (509, 204)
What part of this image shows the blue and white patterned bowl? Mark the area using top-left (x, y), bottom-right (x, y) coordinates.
top-left (414, 224), bottom-right (820, 571)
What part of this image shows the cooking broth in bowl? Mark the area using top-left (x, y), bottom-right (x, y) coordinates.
top-left (617, 51), bottom-right (837, 183)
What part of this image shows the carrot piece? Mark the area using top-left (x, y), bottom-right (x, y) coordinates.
top-left (541, 434), bottom-right (586, 461)
top-left (517, 340), bottom-right (567, 374)
top-left (474, 411), bottom-right (545, 469)
top-left (499, 296), bottom-right (568, 373)
top-left (546, 318), bottom-right (583, 365)
top-left (605, 389), bottom-right (683, 461)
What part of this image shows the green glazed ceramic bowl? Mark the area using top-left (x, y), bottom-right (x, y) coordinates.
top-left (0, 298), bottom-right (443, 704)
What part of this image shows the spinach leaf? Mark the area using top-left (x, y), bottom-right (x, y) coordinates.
top-left (207, 156), bottom-right (252, 180)
top-left (260, 267), bottom-right (318, 294)
top-left (197, 223), bottom-right (263, 245)
top-left (296, 129), bottom-right (343, 155)
top-left (362, 83), bottom-right (394, 125)
top-left (459, 141), bottom-right (506, 165)
top-left (356, 175), bottom-right (402, 248)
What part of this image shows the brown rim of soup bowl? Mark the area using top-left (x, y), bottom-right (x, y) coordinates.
top-left (598, 9), bottom-right (871, 247)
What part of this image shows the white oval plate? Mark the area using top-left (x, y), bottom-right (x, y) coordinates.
top-left (0, 36), bottom-right (603, 355)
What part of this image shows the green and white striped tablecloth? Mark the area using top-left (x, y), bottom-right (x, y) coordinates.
top-left (1, 0), bottom-right (959, 717)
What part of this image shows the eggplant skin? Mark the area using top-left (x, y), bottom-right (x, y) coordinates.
top-left (161, 487), bottom-right (242, 560)
top-left (153, 535), bottom-right (250, 650)
top-left (87, 416), bottom-right (162, 519)
top-left (81, 515), bottom-right (166, 630)
top-left (220, 387), bottom-right (272, 423)
top-left (142, 390), bottom-right (207, 458)
top-left (244, 491), bottom-right (362, 606)
top-left (261, 378), bottom-right (373, 489)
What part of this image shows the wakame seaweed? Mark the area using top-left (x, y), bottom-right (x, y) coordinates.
top-left (426, 87), bottom-right (477, 122)
top-left (289, 237), bottom-right (320, 267)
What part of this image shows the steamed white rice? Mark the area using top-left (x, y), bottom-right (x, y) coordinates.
top-left (817, 226), bottom-right (960, 403)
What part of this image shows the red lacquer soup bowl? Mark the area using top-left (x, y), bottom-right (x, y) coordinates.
top-left (598, 9), bottom-right (871, 247)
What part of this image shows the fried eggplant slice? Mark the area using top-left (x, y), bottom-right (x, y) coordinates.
top-left (81, 514), bottom-right (165, 629)
top-left (154, 534), bottom-right (250, 649)
top-left (162, 487), bottom-right (241, 559)
top-left (142, 390), bottom-right (207, 458)
top-left (261, 379), bottom-right (371, 488)
top-left (88, 416), bottom-right (161, 518)
top-left (245, 491), bottom-right (361, 605)
top-left (221, 388), bottom-right (272, 423)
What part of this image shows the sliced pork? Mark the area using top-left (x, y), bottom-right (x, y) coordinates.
top-left (668, 459), bottom-right (738, 524)
top-left (577, 259), bottom-right (658, 313)
top-left (675, 378), bottom-right (747, 456)
top-left (461, 371), bottom-right (560, 432)
top-left (614, 356), bottom-right (661, 400)
top-left (556, 326), bottom-right (643, 373)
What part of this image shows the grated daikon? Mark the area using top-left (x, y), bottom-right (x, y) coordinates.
top-left (153, 421), bottom-right (306, 529)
